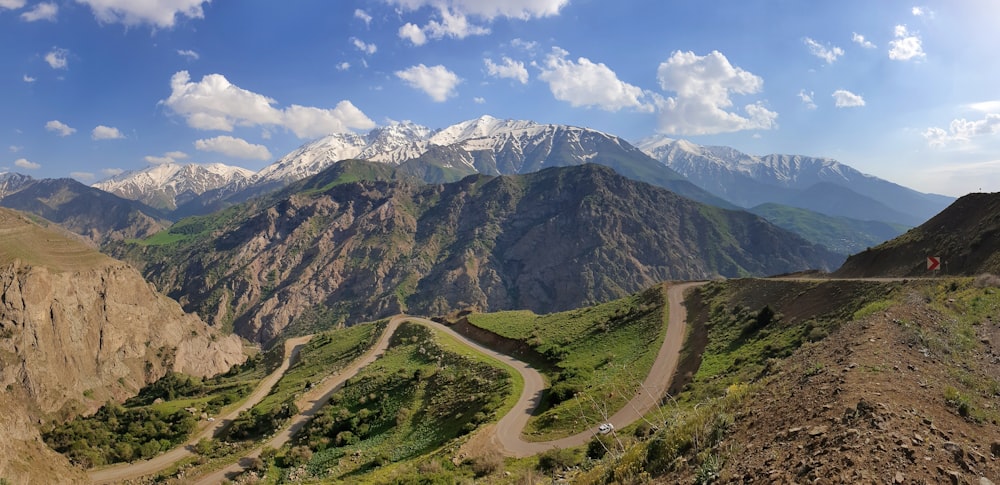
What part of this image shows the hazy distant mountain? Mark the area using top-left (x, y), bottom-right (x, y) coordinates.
top-left (112, 162), bottom-right (839, 343)
top-left (749, 203), bottom-right (907, 256)
top-left (637, 136), bottom-right (953, 226)
top-left (836, 192), bottom-right (1000, 277)
top-left (94, 163), bottom-right (255, 211)
top-left (0, 177), bottom-right (169, 247)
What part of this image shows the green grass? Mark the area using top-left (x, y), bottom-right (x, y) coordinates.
top-left (222, 321), bottom-right (387, 441)
top-left (466, 284), bottom-right (669, 440)
top-left (265, 322), bottom-right (516, 482)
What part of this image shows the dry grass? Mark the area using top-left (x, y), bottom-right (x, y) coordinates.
top-left (0, 209), bottom-right (108, 271)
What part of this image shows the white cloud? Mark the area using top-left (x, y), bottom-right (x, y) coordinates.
top-left (538, 47), bottom-right (651, 112)
top-left (510, 38), bottom-right (538, 52)
top-left (336, 62), bottom-right (350, 71)
top-left (354, 8), bottom-right (371, 26)
top-left (923, 113), bottom-right (1000, 147)
top-left (9, 145), bottom-right (22, 153)
top-left (282, 102), bottom-right (376, 139)
top-left (655, 50), bottom-right (777, 135)
top-left (14, 158), bottom-right (40, 170)
top-left (101, 167), bottom-right (123, 176)
top-left (385, 0), bottom-right (569, 20)
top-left (194, 135), bottom-right (271, 160)
top-left (852, 32), bottom-right (876, 49)
top-left (832, 89), bottom-right (865, 108)
top-left (888, 24), bottom-right (925, 61)
top-left (397, 7), bottom-right (489, 45)
top-left (177, 49), bottom-right (199, 60)
top-left (804, 37), bottom-right (844, 64)
top-left (398, 22), bottom-right (427, 45)
top-left (21, 2), bottom-right (57, 21)
top-left (473, 96), bottom-right (485, 104)
top-left (45, 119), bottom-right (76, 136)
top-left (76, 0), bottom-right (209, 28)
top-left (484, 57), bottom-right (528, 84)
top-left (91, 125), bottom-right (125, 140)
top-left (71, 171), bottom-right (95, 181)
top-left (351, 37), bottom-right (377, 55)
top-left (395, 64), bottom-right (461, 102)
top-left (161, 71), bottom-right (375, 138)
top-left (798, 89), bottom-right (817, 109)
top-left (0, 0), bottom-right (25, 9)
top-left (23, 74), bottom-right (35, 83)
top-left (967, 100), bottom-right (1000, 113)
top-left (45, 47), bottom-right (68, 69)
top-left (142, 151), bottom-right (189, 165)
top-left (911, 6), bottom-right (933, 17)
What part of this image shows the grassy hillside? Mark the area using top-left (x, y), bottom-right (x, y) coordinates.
top-left (577, 277), bottom-right (1000, 484)
top-left (750, 202), bottom-right (907, 256)
top-left (466, 284), bottom-right (669, 440)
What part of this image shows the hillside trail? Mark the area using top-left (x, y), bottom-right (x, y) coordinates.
top-left (190, 282), bottom-right (704, 483)
top-left (88, 335), bottom-right (313, 485)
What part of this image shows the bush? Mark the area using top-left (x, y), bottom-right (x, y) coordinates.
top-left (470, 451), bottom-right (503, 478)
top-left (537, 448), bottom-right (579, 472)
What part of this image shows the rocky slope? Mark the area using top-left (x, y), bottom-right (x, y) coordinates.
top-left (654, 278), bottom-right (1000, 484)
top-left (0, 208), bottom-right (244, 483)
top-left (836, 192), bottom-right (1000, 277)
top-left (94, 162), bottom-right (255, 211)
top-left (638, 136), bottom-right (953, 226)
top-left (112, 163), bottom-right (840, 343)
top-left (0, 177), bottom-right (170, 247)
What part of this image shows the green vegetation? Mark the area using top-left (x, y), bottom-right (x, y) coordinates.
top-left (750, 203), bottom-right (907, 256)
top-left (467, 284), bottom-right (669, 440)
top-left (42, 360), bottom-right (264, 468)
top-left (259, 322), bottom-right (515, 482)
top-left (44, 402), bottom-right (197, 468)
top-left (906, 277), bottom-right (1000, 424)
top-left (220, 321), bottom-right (386, 442)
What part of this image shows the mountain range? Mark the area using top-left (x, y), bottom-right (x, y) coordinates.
top-left (0, 174), bottom-right (169, 247)
top-left (637, 136), bottom-right (953, 226)
top-left (110, 162), bottom-right (841, 343)
top-left (85, 116), bottom-right (949, 258)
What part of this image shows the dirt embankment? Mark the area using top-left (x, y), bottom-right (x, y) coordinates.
top-left (447, 317), bottom-right (554, 372)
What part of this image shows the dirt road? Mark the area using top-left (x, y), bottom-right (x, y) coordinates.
top-left (88, 335), bottom-right (313, 485)
top-left (190, 282), bottom-right (703, 482)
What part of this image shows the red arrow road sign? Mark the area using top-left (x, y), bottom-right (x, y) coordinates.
top-left (927, 256), bottom-right (940, 271)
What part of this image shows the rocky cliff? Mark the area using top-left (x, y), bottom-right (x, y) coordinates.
top-left (0, 208), bottom-right (245, 483)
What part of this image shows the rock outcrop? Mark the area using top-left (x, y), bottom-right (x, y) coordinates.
top-left (0, 208), bottom-right (244, 483)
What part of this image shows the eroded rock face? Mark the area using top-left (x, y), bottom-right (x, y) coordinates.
top-left (0, 208), bottom-right (245, 483)
top-left (0, 259), bottom-right (244, 415)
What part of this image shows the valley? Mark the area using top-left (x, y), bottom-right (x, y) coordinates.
top-left (0, 118), bottom-right (994, 485)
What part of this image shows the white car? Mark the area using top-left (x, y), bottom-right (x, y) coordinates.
top-left (598, 423), bottom-right (614, 434)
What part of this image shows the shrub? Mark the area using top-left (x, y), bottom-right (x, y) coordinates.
top-left (470, 451), bottom-right (503, 478)
top-left (537, 448), bottom-right (579, 472)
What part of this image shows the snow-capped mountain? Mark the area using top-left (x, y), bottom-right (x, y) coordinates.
top-left (0, 172), bottom-right (34, 198)
top-left (94, 163), bottom-right (255, 211)
top-left (254, 115), bottom-right (677, 182)
top-left (637, 135), bottom-right (953, 226)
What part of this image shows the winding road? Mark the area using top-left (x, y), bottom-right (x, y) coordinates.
top-left (97, 281), bottom-right (703, 484)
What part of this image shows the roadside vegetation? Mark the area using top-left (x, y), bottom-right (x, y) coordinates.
top-left (220, 321), bottom-right (386, 442)
top-left (254, 322), bottom-right (516, 483)
top-left (466, 284), bottom-right (669, 440)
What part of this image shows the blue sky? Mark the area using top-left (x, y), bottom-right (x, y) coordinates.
top-left (1, 0), bottom-right (998, 196)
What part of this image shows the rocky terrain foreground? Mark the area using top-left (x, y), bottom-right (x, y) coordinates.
top-left (663, 279), bottom-right (1000, 484)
